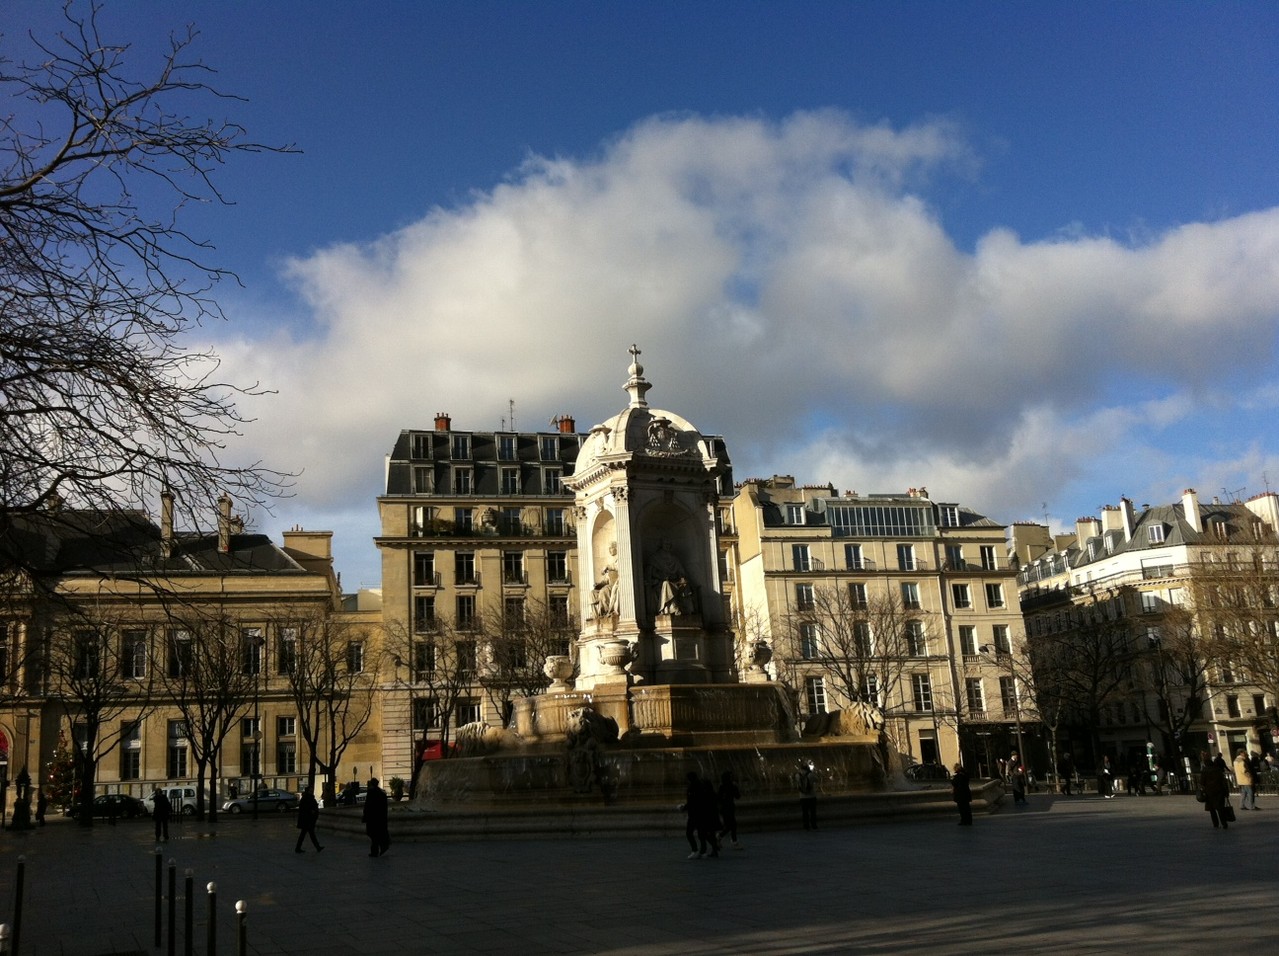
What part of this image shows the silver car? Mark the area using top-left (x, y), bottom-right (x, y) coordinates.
top-left (221, 787), bottom-right (299, 813)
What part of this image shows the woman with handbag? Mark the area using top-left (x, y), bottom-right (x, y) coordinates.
top-left (1200, 753), bottom-right (1231, 829)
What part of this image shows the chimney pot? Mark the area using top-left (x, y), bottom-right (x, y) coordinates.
top-left (434, 413), bottom-right (452, 432)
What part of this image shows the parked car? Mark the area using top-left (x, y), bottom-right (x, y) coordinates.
top-left (142, 786), bottom-right (199, 816)
top-left (69, 793), bottom-right (149, 819)
top-left (222, 787), bottom-right (298, 813)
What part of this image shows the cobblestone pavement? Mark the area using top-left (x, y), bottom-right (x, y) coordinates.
top-left (0, 790), bottom-right (1275, 955)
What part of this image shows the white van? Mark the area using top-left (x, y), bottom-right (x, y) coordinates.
top-left (142, 785), bottom-right (199, 816)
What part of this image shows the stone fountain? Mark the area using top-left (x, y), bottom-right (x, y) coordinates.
top-left (400, 348), bottom-right (999, 837)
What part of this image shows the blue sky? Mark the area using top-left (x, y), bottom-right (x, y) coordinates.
top-left (9, 2), bottom-right (1279, 587)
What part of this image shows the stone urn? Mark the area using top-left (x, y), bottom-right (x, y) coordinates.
top-left (597, 639), bottom-right (635, 676)
top-left (543, 654), bottom-right (575, 692)
top-left (748, 640), bottom-right (772, 670)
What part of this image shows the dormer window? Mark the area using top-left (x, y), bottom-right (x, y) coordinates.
top-left (786, 504), bottom-right (805, 525)
top-left (1147, 524), bottom-right (1165, 545)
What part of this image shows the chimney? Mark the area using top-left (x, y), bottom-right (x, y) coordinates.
top-left (1076, 516), bottom-right (1102, 543)
top-left (1100, 504), bottom-right (1124, 536)
top-left (1120, 497), bottom-right (1136, 541)
top-left (218, 494), bottom-right (232, 553)
top-left (558, 415), bottom-right (576, 434)
top-left (1182, 488), bottom-right (1202, 533)
top-left (434, 413), bottom-right (452, 432)
top-left (160, 488), bottom-right (175, 559)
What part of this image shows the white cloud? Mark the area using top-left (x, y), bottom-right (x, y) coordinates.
top-left (208, 111), bottom-right (1279, 581)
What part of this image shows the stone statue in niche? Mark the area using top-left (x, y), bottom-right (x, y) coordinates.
top-left (590, 542), bottom-right (619, 619)
top-left (646, 538), bottom-right (695, 615)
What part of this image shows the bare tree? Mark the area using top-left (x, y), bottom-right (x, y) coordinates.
top-left (480, 598), bottom-right (575, 725)
top-left (156, 607), bottom-right (258, 821)
top-left (277, 612), bottom-right (378, 805)
top-left (0, 1), bottom-right (294, 581)
top-left (1130, 601), bottom-right (1213, 772)
top-left (43, 606), bottom-right (155, 824)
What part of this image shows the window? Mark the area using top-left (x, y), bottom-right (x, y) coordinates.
top-left (897, 544), bottom-right (916, 571)
top-left (980, 545), bottom-right (997, 571)
top-left (543, 468), bottom-right (562, 494)
top-left (453, 467), bottom-right (473, 494)
top-left (911, 674), bottom-right (933, 712)
top-left (167, 720), bottom-right (188, 779)
top-left (945, 544), bottom-right (964, 569)
top-left (849, 582), bottom-right (868, 609)
top-left (951, 583), bottom-right (972, 609)
top-left (965, 678), bottom-right (985, 714)
top-left (455, 552), bottom-right (477, 585)
top-left (412, 697), bottom-right (438, 731)
top-left (540, 436), bottom-right (558, 461)
top-left (862, 673), bottom-right (881, 705)
top-left (414, 595), bottom-right (437, 633)
top-left (1141, 591), bottom-right (1159, 614)
top-left (984, 583), bottom-right (1005, 609)
top-left (277, 715), bottom-right (296, 737)
top-left (549, 595), bottom-right (570, 629)
top-left (786, 504), bottom-right (805, 525)
top-left (992, 625), bottom-right (1012, 655)
top-left (241, 627), bottom-right (263, 676)
top-left (828, 503), bottom-right (936, 537)
top-left (1226, 695), bottom-right (1241, 718)
top-left (413, 642), bottom-right (436, 681)
top-left (545, 508), bottom-right (566, 536)
top-left (792, 544), bottom-right (812, 572)
top-left (900, 582), bottom-right (921, 610)
top-left (455, 697), bottom-right (482, 726)
top-left (412, 433), bottom-right (433, 459)
top-left (122, 629), bottom-right (147, 679)
top-left (938, 504), bottom-right (959, 527)
top-left (1148, 524), bottom-right (1165, 544)
top-left (906, 621), bottom-right (927, 657)
top-left (451, 434), bottom-right (471, 459)
top-left (242, 716), bottom-right (260, 740)
top-left (277, 741), bottom-right (297, 775)
top-left (799, 622), bottom-right (821, 660)
top-left (346, 641), bottom-right (365, 674)
top-left (168, 629), bottom-right (192, 677)
top-left (498, 434), bottom-right (517, 461)
top-left (120, 721), bottom-right (141, 780)
top-left (410, 504), bottom-right (432, 536)
top-left (959, 625), bottom-right (978, 657)
top-left (454, 507), bottom-right (473, 533)
top-left (278, 627), bottom-right (298, 674)
top-left (456, 596), bottom-right (477, 631)
top-left (1253, 694), bottom-right (1266, 717)
top-left (502, 551), bottom-right (525, 585)
top-left (413, 466), bottom-right (433, 494)
top-left (503, 597), bottom-right (525, 630)
top-left (501, 467), bottom-right (521, 495)
top-left (795, 584), bottom-right (815, 612)
top-left (804, 676), bottom-right (827, 714)
top-left (72, 630), bottom-right (101, 679)
top-left (413, 552), bottom-right (436, 587)
top-left (547, 551), bottom-right (569, 584)
top-left (1000, 676), bottom-right (1018, 715)
top-left (854, 621), bottom-right (873, 657)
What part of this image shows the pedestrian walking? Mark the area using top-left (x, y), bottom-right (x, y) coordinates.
top-left (1058, 752), bottom-right (1074, 796)
top-left (35, 788), bottom-right (47, 826)
top-left (152, 788), bottom-right (171, 842)
top-left (716, 770), bottom-right (742, 849)
top-left (1008, 752), bottom-right (1027, 805)
top-left (951, 763), bottom-right (973, 826)
top-left (362, 778), bottom-right (390, 857)
top-left (681, 773), bottom-right (720, 858)
top-left (1234, 750), bottom-right (1257, 810)
top-left (294, 786), bottom-right (324, 853)
top-left (1098, 756), bottom-right (1115, 798)
top-left (1248, 752), bottom-right (1262, 808)
top-left (1200, 753), bottom-right (1232, 829)
top-left (796, 760), bottom-right (818, 830)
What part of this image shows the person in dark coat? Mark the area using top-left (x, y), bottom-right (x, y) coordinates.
top-left (362, 778), bottom-right (390, 857)
top-left (1058, 752), bottom-right (1074, 795)
top-left (951, 764), bottom-right (973, 825)
top-left (716, 770), bottom-right (742, 849)
top-left (294, 786), bottom-right (323, 853)
top-left (796, 760), bottom-right (818, 830)
top-left (152, 788), bottom-right (171, 842)
top-left (1200, 754), bottom-right (1231, 829)
top-left (680, 772), bottom-right (720, 859)
top-left (35, 788), bottom-right (47, 826)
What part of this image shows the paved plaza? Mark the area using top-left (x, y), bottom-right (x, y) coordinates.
top-left (0, 790), bottom-right (1275, 955)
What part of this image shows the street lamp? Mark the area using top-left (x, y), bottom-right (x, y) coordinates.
top-left (981, 644), bottom-right (1027, 770)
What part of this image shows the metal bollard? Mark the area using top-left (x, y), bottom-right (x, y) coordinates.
top-left (183, 869), bottom-right (194, 956)
top-left (235, 900), bottom-right (247, 956)
top-left (12, 856), bottom-right (24, 956)
top-left (206, 883), bottom-right (216, 956)
top-left (168, 859), bottom-right (177, 956)
top-left (155, 847), bottom-right (163, 948)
